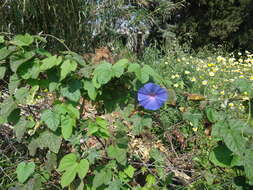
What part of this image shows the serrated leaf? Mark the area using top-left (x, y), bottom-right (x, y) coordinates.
top-left (96, 117), bottom-right (107, 128)
top-left (11, 34), bottom-right (34, 46)
top-left (41, 109), bottom-right (60, 131)
top-left (60, 59), bottom-right (77, 81)
top-left (40, 55), bottom-right (62, 72)
top-left (83, 80), bottom-right (97, 100)
top-left (16, 161), bottom-right (35, 183)
top-left (0, 66), bottom-right (6, 79)
top-left (77, 159), bottom-right (89, 179)
top-left (61, 115), bottom-right (75, 139)
top-left (112, 59), bottom-right (128, 77)
top-left (10, 51), bottom-right (35, 72)
top-left (209, 144), bottom-right (233, 167)
top-left (87, 122), bottom-right (99, 136)
top-left (93, 62), bottom-right (113, 86)
top-left (58, 153), bottom-right (77, 172)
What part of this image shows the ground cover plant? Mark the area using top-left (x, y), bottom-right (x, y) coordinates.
top-left (1, 33), bottom-right (253, 190)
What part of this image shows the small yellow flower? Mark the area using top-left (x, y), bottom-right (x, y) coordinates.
top-left (228, 103), bottom-right (234, 107)
top-left (175, 74), bottom-right (180, 78)
top-left (173, 83), bottom-right (179, 88)
top-left (243, 91), bottom-right (248, 95)
top-left (250, 76), bottom-right (253, 80)
top-left (192, 127), bottom-right (198, 132)
top-left (171, 75), bottom-right (176, 79)
top-left (190, 77), bottom-right (196, 82)
top-left (165, 61), bottom-right (169, 65)
top-left (212, 85), bottom-right (218, 89)
top-left (220, 91), bottom-right (225, 95)
top-left (185, 70), bottom-right (190, 74)
top-left (196, 67), bottom-right (200, 71)
top-left (202, 80), bottom-right (208, 85)
top-left (209, 72), bottom-right (215, 77)
top-left (208, 63), bottom-right (214, 67)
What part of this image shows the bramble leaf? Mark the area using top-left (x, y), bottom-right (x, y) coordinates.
top-left (41, 109), bottom-right (60, 131)
top-left (60, 59), bottom-right (77, 81)
top-left (11, 34), bottom-right (34, 47)
top-left (40, 55), bottom-right (62, 72)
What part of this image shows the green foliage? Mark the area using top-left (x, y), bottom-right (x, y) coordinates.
top-left (16, 161), bottom-right (35, 183)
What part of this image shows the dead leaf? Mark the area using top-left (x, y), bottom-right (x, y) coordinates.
top-left (185, 93), bottom-right (205, 101)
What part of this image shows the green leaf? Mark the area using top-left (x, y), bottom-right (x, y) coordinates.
top-left (83, 80), bottom-right (97, 100)
top-left (16, 161), bottom-right (35, 183)
top-left (0, 66), bottom-right (6, 79)
top-left (8, 74), bottom-right (20, 94)
top-left (124, 165), bottom-right (136, 178)
top-left (11, 34), bottom-right (34, 46)
top-left (108, 180), bottom-right (122, 190)
top-left (14, 87), bottom-right (29, 104)
top-left (128, 63), bottom-right (141, 78)
top-left (18, 60), bottom-right (40, 79)
top-left (206, 108), bottom-right (219, 123)
top-left (93, 62), bottom-right (113, 87)
top-left (0, 47), bottom-right (16, 60)
top-left (0, 97), bottom-right (17, 120)
top-left (87, 122), bottom-right (99, 136)
top-left (40, 55), bottom-right (62, 72)
top-left (28, 130), bottom-right (62, 156)
top-left (77, 159), bottom-right (89, 179)
top-left (45, 152), bottom-right (57, 172)
top-left (142, 65), bottom-right (162, 83)
top-left (93, 170), bottom-right (107, 189)
top-left (209, 144), bottom-right (233, 167)
top-left (112, 59), bottom-right (129, 77)
top-left (41, 109), bottom-right (60, 131)
top-left (130, 115), bottom-right (152, 135)
top-left (146, 174), bottom-right (156, 186)
top-left (96, 117), bottom-right (108, 128)
top-left (58, 153), bottom-right (77, 172)
top-left (242, 150), bottom-right (253, 185)
top-left (61, 115), bottom-right (75, 139)
top-left (0, 36), bottom-right (4, 43)
top-left (223, 122), bottom-right (247, 155)
top-left (107, 145), bottom-right (127, 165)
top-left (60, 166), bottom-right (77, 187)
top-left (14, 117), bottom-right (35, 142)
top-left (60, 59), bottom-right (77, 81)
top-left (60, 79), bottom-right (82, 102)
top-left (10, 51), bottom-right (35, 72)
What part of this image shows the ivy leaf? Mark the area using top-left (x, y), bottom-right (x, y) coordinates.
top-left (41, 109), bottom-right (60, 131)
top-left (93, 62), bottom-right (113, 87)
top-left (61, 115), bottom-right (75, 139)
top-left (77, 159), bottom-right (89, 179)
top-left (40, 55), bottom-right (62, 72)
top-left (112, 59), bottom-right (129, 78)
top-left (209, 144), bottom-right (233, 167)
top-left (83, 80), bottom-right (97, 100)
top-left (16, 161), bottom-right (35, 183)
top-left (11, 34), bottom-right (34, 46)
top-left (0, 66), bottom-right (6, 79)
top-left (60, 59), bottom-right (77, 81)
top-left (10, 51), bottom-right (35, 72)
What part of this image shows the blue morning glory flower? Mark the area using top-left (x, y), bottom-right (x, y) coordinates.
top-left (138, 83), bottom-right (168, 111)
